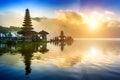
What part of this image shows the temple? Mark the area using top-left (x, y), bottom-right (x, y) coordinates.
top-left (51, 30), bottom-right (73, 42)
top-left (18, 9), bottom-right (50, 42)
top-left (38, 30), bottom-right (49, 41)
top-left (18, 9), bottom-right (37, 41)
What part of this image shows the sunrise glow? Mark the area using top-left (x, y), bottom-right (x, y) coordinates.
top-left (0, 0), bottom-right (120, 80)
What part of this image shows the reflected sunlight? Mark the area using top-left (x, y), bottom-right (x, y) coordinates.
top-left (89, 47), bottom-right (100, 56)
top-left (82, 47), bottom-right (102, 64)
top-left (31, 45), bottom-right (117, 67)
top-left (82, 46), bottom-right (116, 65)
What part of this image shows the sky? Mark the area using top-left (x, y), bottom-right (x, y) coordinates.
top-left (0, 0), bottom-right (120, 30)
top-left (0, 0), bottom-right (120, 17)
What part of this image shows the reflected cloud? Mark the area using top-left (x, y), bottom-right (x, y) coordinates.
top-left (31, 41), bottom-right (120, 68)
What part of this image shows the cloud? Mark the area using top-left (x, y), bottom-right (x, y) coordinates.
top-left (32, 10), bottom-right (85, 38)
top-left (105, 10), bottom-right (115, 16)
top-left (32, 10), bottom-right (120, 38)
top-left (0, 12), bottom-right (23, 27)
top-left (56, 10), bottom-right (83, 25)
top-left (32, 17), bottom-right (41, 22)
top-left (104, 20), bottom-right (120, 27)
top-left (32, 16), bottom-right (49, 22)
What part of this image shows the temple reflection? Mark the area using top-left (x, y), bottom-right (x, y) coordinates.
top-left (39, 43), bottom-right (49, 54)
top-left (51, 40), bottom-right (73, 51)
top-left (18, 43), bottom-right (49, 75)
top-left (0, 43), bottom-right (49, 75)
top-left (19, 44), bottom-right (34, 75)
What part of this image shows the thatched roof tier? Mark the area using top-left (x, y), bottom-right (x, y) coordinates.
top-left (18, 30), bottom-right (38, 34)
top-left (38, 30), bottom-right (49, 35)
top-left (22, 27), bottom-right (33, 30)
top-left (22, 24), bottom-right (33, 27)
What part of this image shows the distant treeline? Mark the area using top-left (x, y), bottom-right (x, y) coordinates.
top-left (0, 26), bottom-right (21, 34)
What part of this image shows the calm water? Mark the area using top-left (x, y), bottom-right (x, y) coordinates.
top-left (0, 40), bottom-right (120, 80)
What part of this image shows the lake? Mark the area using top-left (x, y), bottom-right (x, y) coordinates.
top-left (0, 40), bottom-right (120, 80)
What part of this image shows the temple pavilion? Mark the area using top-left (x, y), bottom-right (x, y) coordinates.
top-left (38, 30), bottom-right (49, 41)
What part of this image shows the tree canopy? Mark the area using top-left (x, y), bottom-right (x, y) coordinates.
top-left (0, 26), bottom-right (21, 34)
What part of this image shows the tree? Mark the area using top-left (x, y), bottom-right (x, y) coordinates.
top-left (0, 26), bottom-right (9, 34)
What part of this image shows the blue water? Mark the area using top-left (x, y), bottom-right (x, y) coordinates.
top-left (0, 40), bottom-right (120, 80)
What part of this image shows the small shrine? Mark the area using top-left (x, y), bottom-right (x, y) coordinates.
top-left (51, 30), bottom-right (73, 42)
top-left (58, 30), bottom-right (66, 41)
top-left (38, 30), bottom-right (49, 41)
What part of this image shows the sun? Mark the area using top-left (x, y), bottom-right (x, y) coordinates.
top-left (87, 20), bottom-right (99, 30)
top-left (85, 15), bottom-right (100, 30)
top-left (83, 11), bottom-right (106, 30)
top-left (89, 23), bottom-right (98, 29)
top-left (84, 19), bottom-right (99, 30)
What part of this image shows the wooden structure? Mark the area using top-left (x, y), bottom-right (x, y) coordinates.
top-left (18, 9), bottom-right (37, 41)
top-left (38, 30), bottom-right (49, 41)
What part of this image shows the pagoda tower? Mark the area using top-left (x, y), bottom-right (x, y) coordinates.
top-left (18, 9), bottom-right (37, 41)
top-left (22, 8), bottom-right (33, 31)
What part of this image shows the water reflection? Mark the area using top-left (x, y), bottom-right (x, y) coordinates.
top-left (0, 40), bottom-right (120, 80)
top-left (0, 43), bottom-right (50, 75)
top-left (19, 44), bottom-right (34, 75)
top-left (51, 40), bottom-right (73, 51)
top-left (0, 41), bottom-right (73, 76)
top-left (39, 43), bottom-right (49, 54)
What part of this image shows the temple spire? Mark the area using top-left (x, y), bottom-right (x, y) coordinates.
top-left (22, 8), bottom-right (33, 31)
